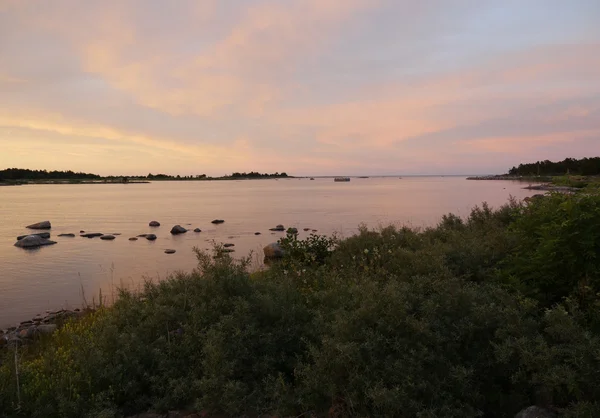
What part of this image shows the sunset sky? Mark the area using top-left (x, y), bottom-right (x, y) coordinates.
top-left (1, 0), bottom-right (599, 176)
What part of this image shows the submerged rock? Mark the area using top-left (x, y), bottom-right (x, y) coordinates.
top-left (263, 242), bottom-right (284, 258)
top-left (17, 232), bottom-right (50, 240)
top-left (58, 233), bottom-right (76, 237)
top-left (149, 221), bottom-right (161, 227)
top-left (14, 235), bottom-right (57, 248)
top-left (27, 221), bottom-right (51, 230)
top-left (129, 237), bottom-right (138, 241)
top-left (137, 234), bottom-right (149, 238)
top-left (269, 224), bottom-right (285, 231)
top-left (146, 234), bottom-right (157, 241)
top-left (100, 235), bottom-right (116, 240)
top-left (170, 225), bottom-right (187, 234)
top-left (164, 249), bottom-right (176, 254)
top-left (81, 233), bottom-right (103, 238)
top-left (211, 219), bottom-right (225, 224)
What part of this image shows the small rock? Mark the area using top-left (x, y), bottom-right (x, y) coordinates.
top-left (19, 320), bottom-right (34, 326)
top-left (17, 232), bottom-right (51, 240)
top-left (223, 243), bottom-right (235, 248)
top-left (255, 232), bottom-right (261, 235)
top-left (129, 237), bottom-right (138, 241)
top-left (146, 234), bottom-right (157, 241)
top-left (193, 228), bottom-right (201, 232)
top-left (211, 219), bottom-right (225, 224)
top-left (264, 242), bottom-right (285, 258)
top-left (14, 235), bottom-right (57, 248)
top-left (149, 221), bottom-right (161, 227)
top-left (19, 327), bottom-right (36, 339)
top-left (164, 249), bottom-right (176, 254)
top-left (269, 224), bottom-right (285, 231)
top-left (303, 228), bottom-right (310, 231)
top-left (58, 233), bottom-right (76, 237)
top-left (137, 234), bottom-right (149, 238)
top-left (80, 230), bottom-right (85, 233)
top-left (514, 406), bottom-right (555, 418)
top-left (36, 324), bottom-right (57, 335)
top-left (170, 225), bottom-right (187, 234)
top-left (26, 220), bottom-right (51, 230)
top-left (312, 229), bottom-right (318, 232)
top-left (81, 233), bottom-right (103, 238)
top-left (100, 235), bottom-right (116, 240)
top-left (110, 233), bottom-right (121, 236)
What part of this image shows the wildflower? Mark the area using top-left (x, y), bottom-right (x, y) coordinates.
top-left (364, 249), bottom-right (369, 254)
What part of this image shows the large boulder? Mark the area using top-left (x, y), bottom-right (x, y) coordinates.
top-left (515, 406), bottom-right (555, 418)
top-left (80, 233), bottom-right (103, 238)
top-left (14, 235), bottom-right (57, 248)
top-left (170, 225), bottom-right (187, 234)
top-left (149, 221), bottom-right (160, 227)
top-left (263, 242), bottom-right (284, 259)
top-left (27, 221), bottom-right (51, 229)
top-left (17, 232), bottom-right (50, 240)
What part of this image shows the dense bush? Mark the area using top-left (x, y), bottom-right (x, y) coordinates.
top-left (2, 192), bottom-right (600, 417)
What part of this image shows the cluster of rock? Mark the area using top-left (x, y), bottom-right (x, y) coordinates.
top-left (1, 309), bottom-right (85, 349)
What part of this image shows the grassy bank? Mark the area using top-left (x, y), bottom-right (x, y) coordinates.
top-left (2, 193), bottom-right (600, 417)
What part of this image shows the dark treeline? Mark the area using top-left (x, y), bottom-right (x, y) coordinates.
top-left (0, 168), bottom-right (101, 181)
top-left (1, 169), bottom-right (290, 182)
top-left (508, 157), bottom-right (600, 176)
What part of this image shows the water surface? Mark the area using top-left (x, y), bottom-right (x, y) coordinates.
top-left (0, 177), bottom-right (539, 327)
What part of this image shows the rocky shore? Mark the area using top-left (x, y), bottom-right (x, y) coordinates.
top-left (1, 308), bottom-right (88, 349)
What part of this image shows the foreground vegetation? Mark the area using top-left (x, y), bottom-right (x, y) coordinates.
top-left (508, 157), bottom-right (600, 176)
top-left (2, 192), bottom-right (600, 417)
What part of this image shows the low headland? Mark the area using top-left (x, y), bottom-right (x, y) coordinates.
top-left (0, 168), bottom-right (292, 185)
top-left (2, 183), bottom-right (600, 416)
top-left (467, 156), bottom-right (600, 192)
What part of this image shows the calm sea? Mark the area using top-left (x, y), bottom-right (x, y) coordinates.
top-left (0, 177), bottom-right (538, 327)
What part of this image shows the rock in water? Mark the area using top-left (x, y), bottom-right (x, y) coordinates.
top-left (193, 228), bottom-right (201, 232)
top-left (164, 249), bottom-right (176, 254)
top-left (17, 232), bottom-right (50, 240)
top-left (269, 224), bottom-right (285, 231)
top-left (149, 221), bottom-right (160, 227)
top-left (128, 237), bottom-right (138, 241)
top-left (170, 225), bottom-right (187, 234)
top-left (211, 219), bottom-right (225, 224)
top-left (26, 221), bottom-right (51, 230)
top-left (14, 235), bottom-right (57, 248)
top-left (255, 232), bottom-right (261, 235)
top-left (146, 234), bottom-right (157, 241)
top-left (223, 243), bottom-right (235, 248)
top-left (263, 242), bottom-right (284, 258)
top-left (80, 232), bottom-right (103, 238)
top-left (137, 234), bottom-right (149, 238)
top-left (515, 406), bottom-right (555, 418)
top-left (58, 233), bottom-right (76, 237)
top-left (100, 235), bottom-right (116, 240)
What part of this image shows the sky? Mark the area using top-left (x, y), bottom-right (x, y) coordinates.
top-left (1, 0), bottom-right (599, 176)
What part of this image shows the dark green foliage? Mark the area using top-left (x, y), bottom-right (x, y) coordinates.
top-left (508, 156), bottom-right (600, 176)
top-left (2, 193), bottom-right (600, 417)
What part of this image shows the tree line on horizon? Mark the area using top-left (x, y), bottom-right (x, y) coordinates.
top-left (508, 156), bottom-right (600, 176)
top-left (0, 168), bottom-right (289, 181)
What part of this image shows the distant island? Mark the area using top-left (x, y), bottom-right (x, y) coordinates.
top-left (0, 168), bottom-right (291, 185)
